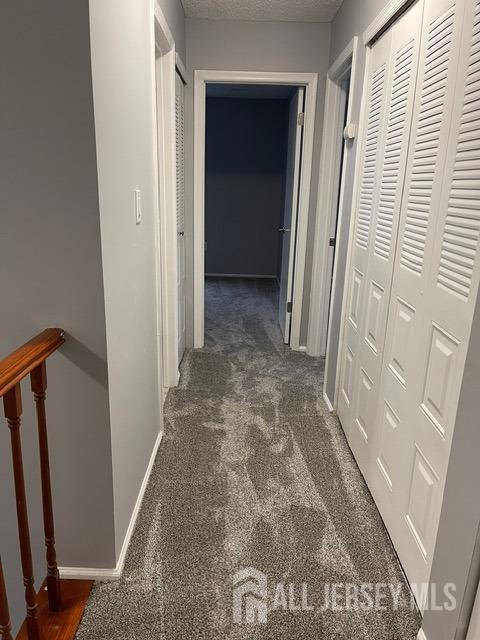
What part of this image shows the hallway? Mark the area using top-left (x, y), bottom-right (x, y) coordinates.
top-left (76, 279), bottom-right (421, 639)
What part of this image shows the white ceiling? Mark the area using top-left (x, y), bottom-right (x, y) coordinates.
top-left (181, 0), bottom-right (344, 23)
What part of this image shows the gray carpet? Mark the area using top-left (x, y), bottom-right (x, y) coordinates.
top-left (76, 277), bottom-right (421, 639)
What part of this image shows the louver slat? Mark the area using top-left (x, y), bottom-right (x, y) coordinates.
top-left (437, 1), bottom-right (480, 299)
top-left (400, 6), bottom-right (455, 275)
top-left (356, 65), bottom-right (386, 250)
top-left (375, 41), bottom-right (415, 260)
top-left (176, 88), bottom-right (185, 232)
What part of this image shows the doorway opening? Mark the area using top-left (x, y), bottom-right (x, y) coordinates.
top-left (194, 71), bottom-right (318, 350)
top-left (204, 83), bottom-right (305, 344)
top-left (307, 37), bottom-right (360, 410)
top-left (323, 70), bottom-right (351, 403)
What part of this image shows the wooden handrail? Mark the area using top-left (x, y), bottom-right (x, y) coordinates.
top-left (0, 329), bottom-right (64, 398)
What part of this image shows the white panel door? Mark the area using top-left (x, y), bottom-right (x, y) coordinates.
top-left (176, 71), bottom-right (186, 364)
top-left (279, 88), bottom-right (305, 343)
top-left (337, 32), bottom-right (391, 439)
top-left (370, 0), bottom-right (480, 594)
top-left (337, 0), bottom-right (423, 478)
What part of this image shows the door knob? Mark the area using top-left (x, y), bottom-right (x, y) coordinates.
top-left (278, 227), bottom-right (290, 233)
top-left (178, 231), bottom-right (185, 236)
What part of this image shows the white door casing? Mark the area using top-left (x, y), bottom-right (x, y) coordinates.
top-left (155, 45), bottom-right (179, 392)
top-left (336, 0), bottom-right (480, 601)
top-left (322, 72), bottom-right (353, 411)
top-left (279, 88), bottom-right (305, 343)
top-left (307, 36), bottom-right (361, 407)
top-left (175, 71), bottom-right (186, 363)
top-left (193, 71), bottom-right (317, 350)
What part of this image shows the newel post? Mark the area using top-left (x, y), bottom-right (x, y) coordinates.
top-left (3, 384), bottom-right (41, 640)
top-left (0, 556), bottom-right (13, 640)
top-left (31, 362), bottom-right (62, 612)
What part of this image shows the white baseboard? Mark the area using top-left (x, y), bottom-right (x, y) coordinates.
top-left (161, 369), bottom-right (180, 406)
top-left (417, 630), bottom-right (427, 640)
top-left (323, 389), bottom-right (334, 412)
top-left (59, 431), bottom-right (163, 581)
top-left (59, 565), bottom-right (121, 581)
top-left (293, 345), bottom-right (307, 352)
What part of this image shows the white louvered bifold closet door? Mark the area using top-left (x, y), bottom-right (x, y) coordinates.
top-left (369, 0), bottom-right (480, 595)
top-left (176, 71), bottom-right (186, 362)
top-left (337, 0), bottom-right (424, 475)
top-left (337, 0), bottom-right (480, 599)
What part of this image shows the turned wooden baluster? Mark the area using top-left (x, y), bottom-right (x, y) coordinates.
top-left (30, 362), bottom-right (62, 612)
top-left (3, 384), bottom-right (41, 640)
top-left (0, 556), bottom-right (13, 640)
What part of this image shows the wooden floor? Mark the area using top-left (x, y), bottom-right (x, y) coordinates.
top-left (16, 579), bottom-right (93, 640)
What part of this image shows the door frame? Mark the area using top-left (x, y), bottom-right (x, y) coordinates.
top-left (153, 1), bottom-right (184, 396)
top-left (193, 70), bottom-right (318, 349)
top-left (306, 37), bottom-right (360, 376)
top-left (279, 87), bottom-right (305, 344)
top-left (175, 67), bottom-right (187, 364)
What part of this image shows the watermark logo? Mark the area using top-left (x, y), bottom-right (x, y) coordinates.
top-left (232, 567), bottom-right (268, 624)
top-left (231, 567), bottom-right (457, 625)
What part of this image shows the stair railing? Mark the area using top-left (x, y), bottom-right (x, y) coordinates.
top-left (0, 556), bottom-right (13, 640)
top-left (0, 329), bottom-right (65, 640)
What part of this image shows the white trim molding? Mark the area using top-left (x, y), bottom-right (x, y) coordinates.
top-left (154, 2), bottom-right (179, 390)
top-left (175, 52), bottom-right (187, 85)
top-left (59, 566), bottom-right (121, 582)
top-left (323, 389), bottom-right (334, 412)
top-left (329, 37), bottom-right (357, 81)
top-left (193, 70), bottom-right (318, 350)
top-left (307, 37), bottom-right (360, 362)
top-left (154, 0), bottom-right (174, 51)
top-left (363, 0), bottom-right (412, 45)
top-left (60, 432), bottom-right (163, 581)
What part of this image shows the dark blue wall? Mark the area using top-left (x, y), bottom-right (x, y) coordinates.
top-left (205, 97), bottom-right (289, 276)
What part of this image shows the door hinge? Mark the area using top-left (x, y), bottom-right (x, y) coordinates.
top-left (329, 237), bottom-right (336, 247)
top-left (287, 301), bottom-right (292, 313)
top-left (297, 112), bottom-right (305, 127)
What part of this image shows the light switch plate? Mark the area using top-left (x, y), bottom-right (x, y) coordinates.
top-left (135, 189), bottom-right (142, 225)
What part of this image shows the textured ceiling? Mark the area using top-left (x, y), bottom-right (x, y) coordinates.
top-left (182, 0), bottom-right (344, 23)
top-left (206, 83), bottom-right (296, 99)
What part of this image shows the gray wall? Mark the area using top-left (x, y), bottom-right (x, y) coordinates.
top-left (205, 97), bottom-right (288, 277)
top-left (160, 0), bottom-right (186, 61)
top-left (329, 0), bottom-right (390, 63)
top-left (185, 18), bottom-right (331, 345)
top-left (0, 0), bottom-right (115, 631)
top-left (0, 0), bottom-right (186, 632)
top-left (89, 0), bottom-right (186, 557)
